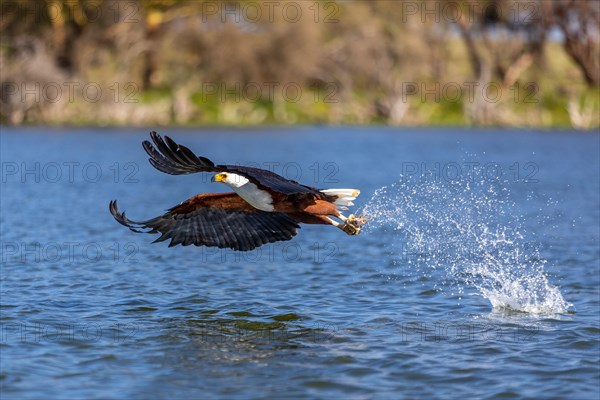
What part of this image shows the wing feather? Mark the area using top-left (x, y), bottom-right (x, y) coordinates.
top-left (109, 193), bottom-right (299, 251)
top-left (143, 132), bottom-right (322, 195)
top-left (143, 131), bottom-right (217, 175)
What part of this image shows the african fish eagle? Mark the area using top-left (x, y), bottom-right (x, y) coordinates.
top-left (109, 132), bottom-right (366, 251)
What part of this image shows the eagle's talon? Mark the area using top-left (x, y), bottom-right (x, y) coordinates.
top-left (341, 214), bottom-right (367, 235)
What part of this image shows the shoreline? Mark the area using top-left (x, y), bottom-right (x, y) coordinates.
top-left (2, 123), bottom-right (598, 133)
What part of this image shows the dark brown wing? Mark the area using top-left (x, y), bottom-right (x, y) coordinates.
top-left (144, 131), bottom-right (321, 195)
top-left (109, 193), bottom-right (300, 251)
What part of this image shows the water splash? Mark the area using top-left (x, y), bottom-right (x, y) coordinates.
top-left (359, 174), bottom-right (571, 314)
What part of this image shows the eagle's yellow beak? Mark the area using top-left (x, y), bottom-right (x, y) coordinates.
top-left (212, 173), bottom-right (227, 183)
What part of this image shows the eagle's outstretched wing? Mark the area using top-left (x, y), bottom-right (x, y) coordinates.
top-left (144, 131), bottom-right (321, 195)
top-left (109, 193), bottom-right (300, 251)
top-left (142, 131), bottom-right (217, 175)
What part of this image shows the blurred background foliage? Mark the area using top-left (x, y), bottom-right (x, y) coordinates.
top-left (0, 0), bottom-right (598, 128)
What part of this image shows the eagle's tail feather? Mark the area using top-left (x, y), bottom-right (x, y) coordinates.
top-left (320, 189), bottom-right (360, 210)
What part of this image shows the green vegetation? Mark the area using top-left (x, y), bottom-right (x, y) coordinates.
top-left (1, 0), bottom-right (598, 129)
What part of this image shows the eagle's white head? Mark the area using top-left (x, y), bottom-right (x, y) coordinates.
top-left (211, 172), bottom-right (250, 188)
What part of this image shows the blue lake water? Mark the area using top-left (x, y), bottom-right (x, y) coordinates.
top-left (1, 126), bottom-right (599, 399)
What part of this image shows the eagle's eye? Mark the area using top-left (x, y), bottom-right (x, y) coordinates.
top-left (212, 173), bottom-right (228, 183)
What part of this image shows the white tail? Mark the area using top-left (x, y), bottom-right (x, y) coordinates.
top-left (321, 189), bottom-right (360, 210)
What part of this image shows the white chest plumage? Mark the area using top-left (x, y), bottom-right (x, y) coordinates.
top-left (233, 181), bottom-right (274, 211)
top-left (221, 173), bottom-right (274, 211)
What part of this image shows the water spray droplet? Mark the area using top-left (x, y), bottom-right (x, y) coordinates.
top-left (358, 174), bottom-right (571, 314)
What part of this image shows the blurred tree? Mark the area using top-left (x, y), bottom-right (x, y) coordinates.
top-left (0, 0), bottom-right (596, 127)
top-left (544, 0), bottom-right (599, 86)
top-left (455, 0), bottom-right (547, 86)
